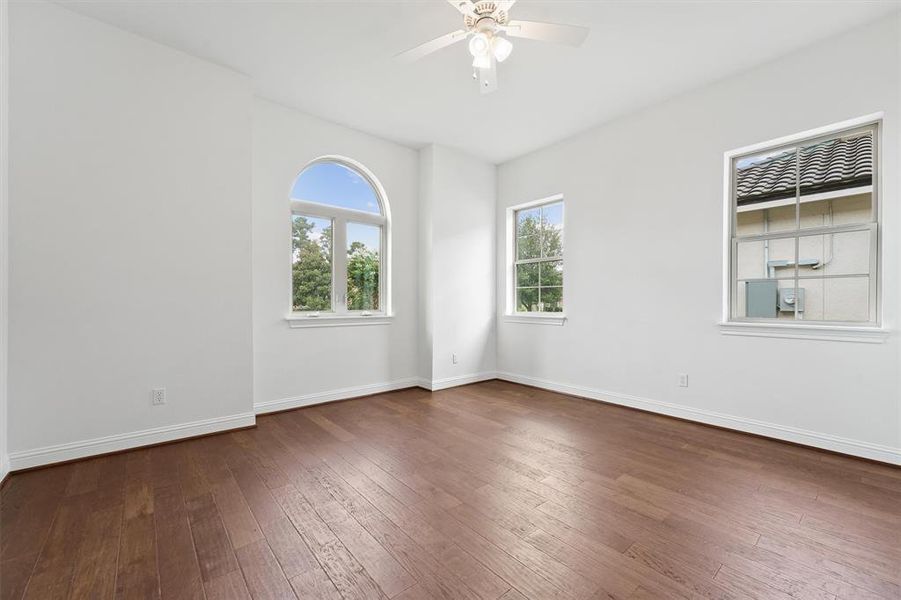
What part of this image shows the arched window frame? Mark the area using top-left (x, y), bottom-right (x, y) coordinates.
top-left (288, 156), bottom-right (392, 325)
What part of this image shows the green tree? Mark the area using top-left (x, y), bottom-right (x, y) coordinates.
top-left (292, 216), bottom-right (332, 311)
top-left (346, 241), bottom-right (379, 311)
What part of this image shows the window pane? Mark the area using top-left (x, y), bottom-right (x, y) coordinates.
top-left (736, 239), bottom-right (794, 281)
top-left (824, 277), bottom-right (870, 322)
top-left (516, 208), bottom-right (540, 236)
top-left (539, 260), bottom-right (563, 287)
top-left (517, 235), bottom-right (540, 260)
top-left (292, 215), bottom-right (333, 312)
top-left (540, 287), bottom-right (563, 312)
top-left (736, 202), bottom-right (797, 235)
top-left (516, 207), bottom-right (541, 260)
top-left (541, 202), bottom-right (564, 257)
top-left (797, 229), bottom-right (871, 278)
top-left (517, 287), bottom-right (539, 312)
top-left (516, 262), bottom-right (538, 287)
top-left (792, 277), bottom-right (870, 322)
top-left (766, 236), bottom-right (798, 279)
top-left (736, 240), bottom-right (767, 280)
top-left (346, 222), bottom-right (381, 311)
top-left (799, 132), bottom-right (871, 186)
top-left (830, 192), bottom-right (873, 226)
top-left (291, 161), bottom-right (381, 214)
top-left (799, 193), bottom-right (873, 230)
top-left (735, 148), bottom-right (798, 233)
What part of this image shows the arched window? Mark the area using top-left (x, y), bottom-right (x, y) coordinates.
top-left (290, 157), bottom-right (390, 318)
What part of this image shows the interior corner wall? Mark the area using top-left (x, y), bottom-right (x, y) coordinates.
top-left (418, 145), bottom-right (497, 389)
top-left (496, 14), bottom-right (901, 464)
top-left (7, 1), bottom-right (255, 470)
top-left (251, 98), bottom-right (421, 413)
top-left (0, 0), bottom-right (10, 481)
top-left (418, 147), bottom-right (436, 384)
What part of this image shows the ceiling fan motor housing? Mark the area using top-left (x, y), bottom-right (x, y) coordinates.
top-left (464, 1), bottom-right (510, 31)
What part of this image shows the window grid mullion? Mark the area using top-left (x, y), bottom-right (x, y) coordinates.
top-left (333, 216), bottom-right (348, 314)
top-left (515, 256), bottom-right (563, 266)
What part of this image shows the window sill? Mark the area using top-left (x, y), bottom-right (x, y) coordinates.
top-left (504, 314), bottom-right (567, 326)
top-left (718, 322), bottom-right (889, 343)
top-left (286, 314), bottom-right (393, 328)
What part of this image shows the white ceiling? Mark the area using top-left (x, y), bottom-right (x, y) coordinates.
top-left (56, 1), bottom-right (898, 163)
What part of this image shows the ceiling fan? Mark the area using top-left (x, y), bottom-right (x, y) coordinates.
top-left (396, 0), bottom-right (589, 94)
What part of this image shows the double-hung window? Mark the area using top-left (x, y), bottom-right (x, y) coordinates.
top-left (513, 197), bottom-right (564, 314)
top-left (727, 119), bottom-right (879, 326)
top-left (290, 158), bottom-right (389, 321)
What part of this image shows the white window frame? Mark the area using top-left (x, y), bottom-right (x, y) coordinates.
top-left (286, 156), bottom-right (392, 328)
top-left (720, 114), bottom-right (888, 343)
top-left (504, 194), bottom-right (566, 325)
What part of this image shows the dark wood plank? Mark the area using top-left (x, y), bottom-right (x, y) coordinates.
top-left (186, 493), bottom-right (240, 583)
top-left (115, 451), bottom-right (161, 599)
top-left (153, 483), bottom-right (205, 600)
top-left (233, 539), bottom-right (296, 599)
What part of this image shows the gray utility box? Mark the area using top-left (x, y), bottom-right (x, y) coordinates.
top-left (778, 287), bottom-right (805, 312)
top-left (745, 280), bottom-right (777, 318)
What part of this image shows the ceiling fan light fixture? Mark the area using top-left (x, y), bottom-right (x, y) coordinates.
top-left (468, 32), bottom-right (490, 57)
top-left (491, 35), bottom-right (513, 62)
top-left (472, 53), bottom-right (491, 69)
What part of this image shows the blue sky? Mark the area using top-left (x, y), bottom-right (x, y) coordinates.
top-left (292, 161), bottom-right (382, 251)
top-left (292, 162), bottom-right (381, 214)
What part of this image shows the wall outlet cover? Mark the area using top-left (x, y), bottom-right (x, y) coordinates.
top-left (151, 388), bottom-right (166, 405)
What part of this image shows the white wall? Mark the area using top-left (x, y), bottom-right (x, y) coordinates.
top-left (252, 99), bottom-right (420, 413)
top-left (497, 15), bottom-right (901, 464)
top-left (0, 0), bottom-right (10, 481)
top-left (420, 145), bottom-right (496, 388)
top-left (7, 1), bottom-right (255, 468)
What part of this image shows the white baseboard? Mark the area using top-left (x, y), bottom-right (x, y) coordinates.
top-left (254, 377), bottom-right (422, 415)
top-left (0, 454), bottom-right (9, 484)
top-left (419, 371), bottom-right (497, 391)
top-left (8, 412), bottom-right (256, 472)
top-left (497, 371), bottom-right (901, 466)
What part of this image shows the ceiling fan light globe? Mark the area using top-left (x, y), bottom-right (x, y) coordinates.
top-left (468, 33), bottom-right (490, 57)
top-left (472, 53), bottom-right (491, 69)
top-left (492, 36), bottom-right (513, 62)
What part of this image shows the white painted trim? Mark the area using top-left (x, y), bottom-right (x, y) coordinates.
top-left (718, 322), bottom-right (890, 343)
top-left (724, 112), bottom-right (884, 159)
top-left (419, 372), bottom-right (497, 391)
top-left (503, 314), bottom-right (566, 325)
top-left (8, 412), bottom-right (256, 472)
top-left (0, 456), bottom-right (9, 485)
top-left (254, 377), bottom-right (421, 414)
top-left (496, 371), bottom-right (901, 466)
top-left (285, 314), bottom-right (393, 328)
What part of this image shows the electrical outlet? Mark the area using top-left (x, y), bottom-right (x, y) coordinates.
top-left (678, 374), bottom-right (688, 388)
top-left (151, 388), bottom-right (166, 405)
top-left (452, 353), bottom-right (458, 365)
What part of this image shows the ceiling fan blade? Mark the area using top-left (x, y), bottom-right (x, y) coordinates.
top-left (504, 19), bottom-right (589, 46)
top-left (478, 59), bottom-right (498, 95)
top-left (394, 29), bottom-right (468, 63)
top-left (446, 0), bottom-right (477, 17)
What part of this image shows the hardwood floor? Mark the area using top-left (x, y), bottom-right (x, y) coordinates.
top-left (2, 380), bottom-right (899, 599)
